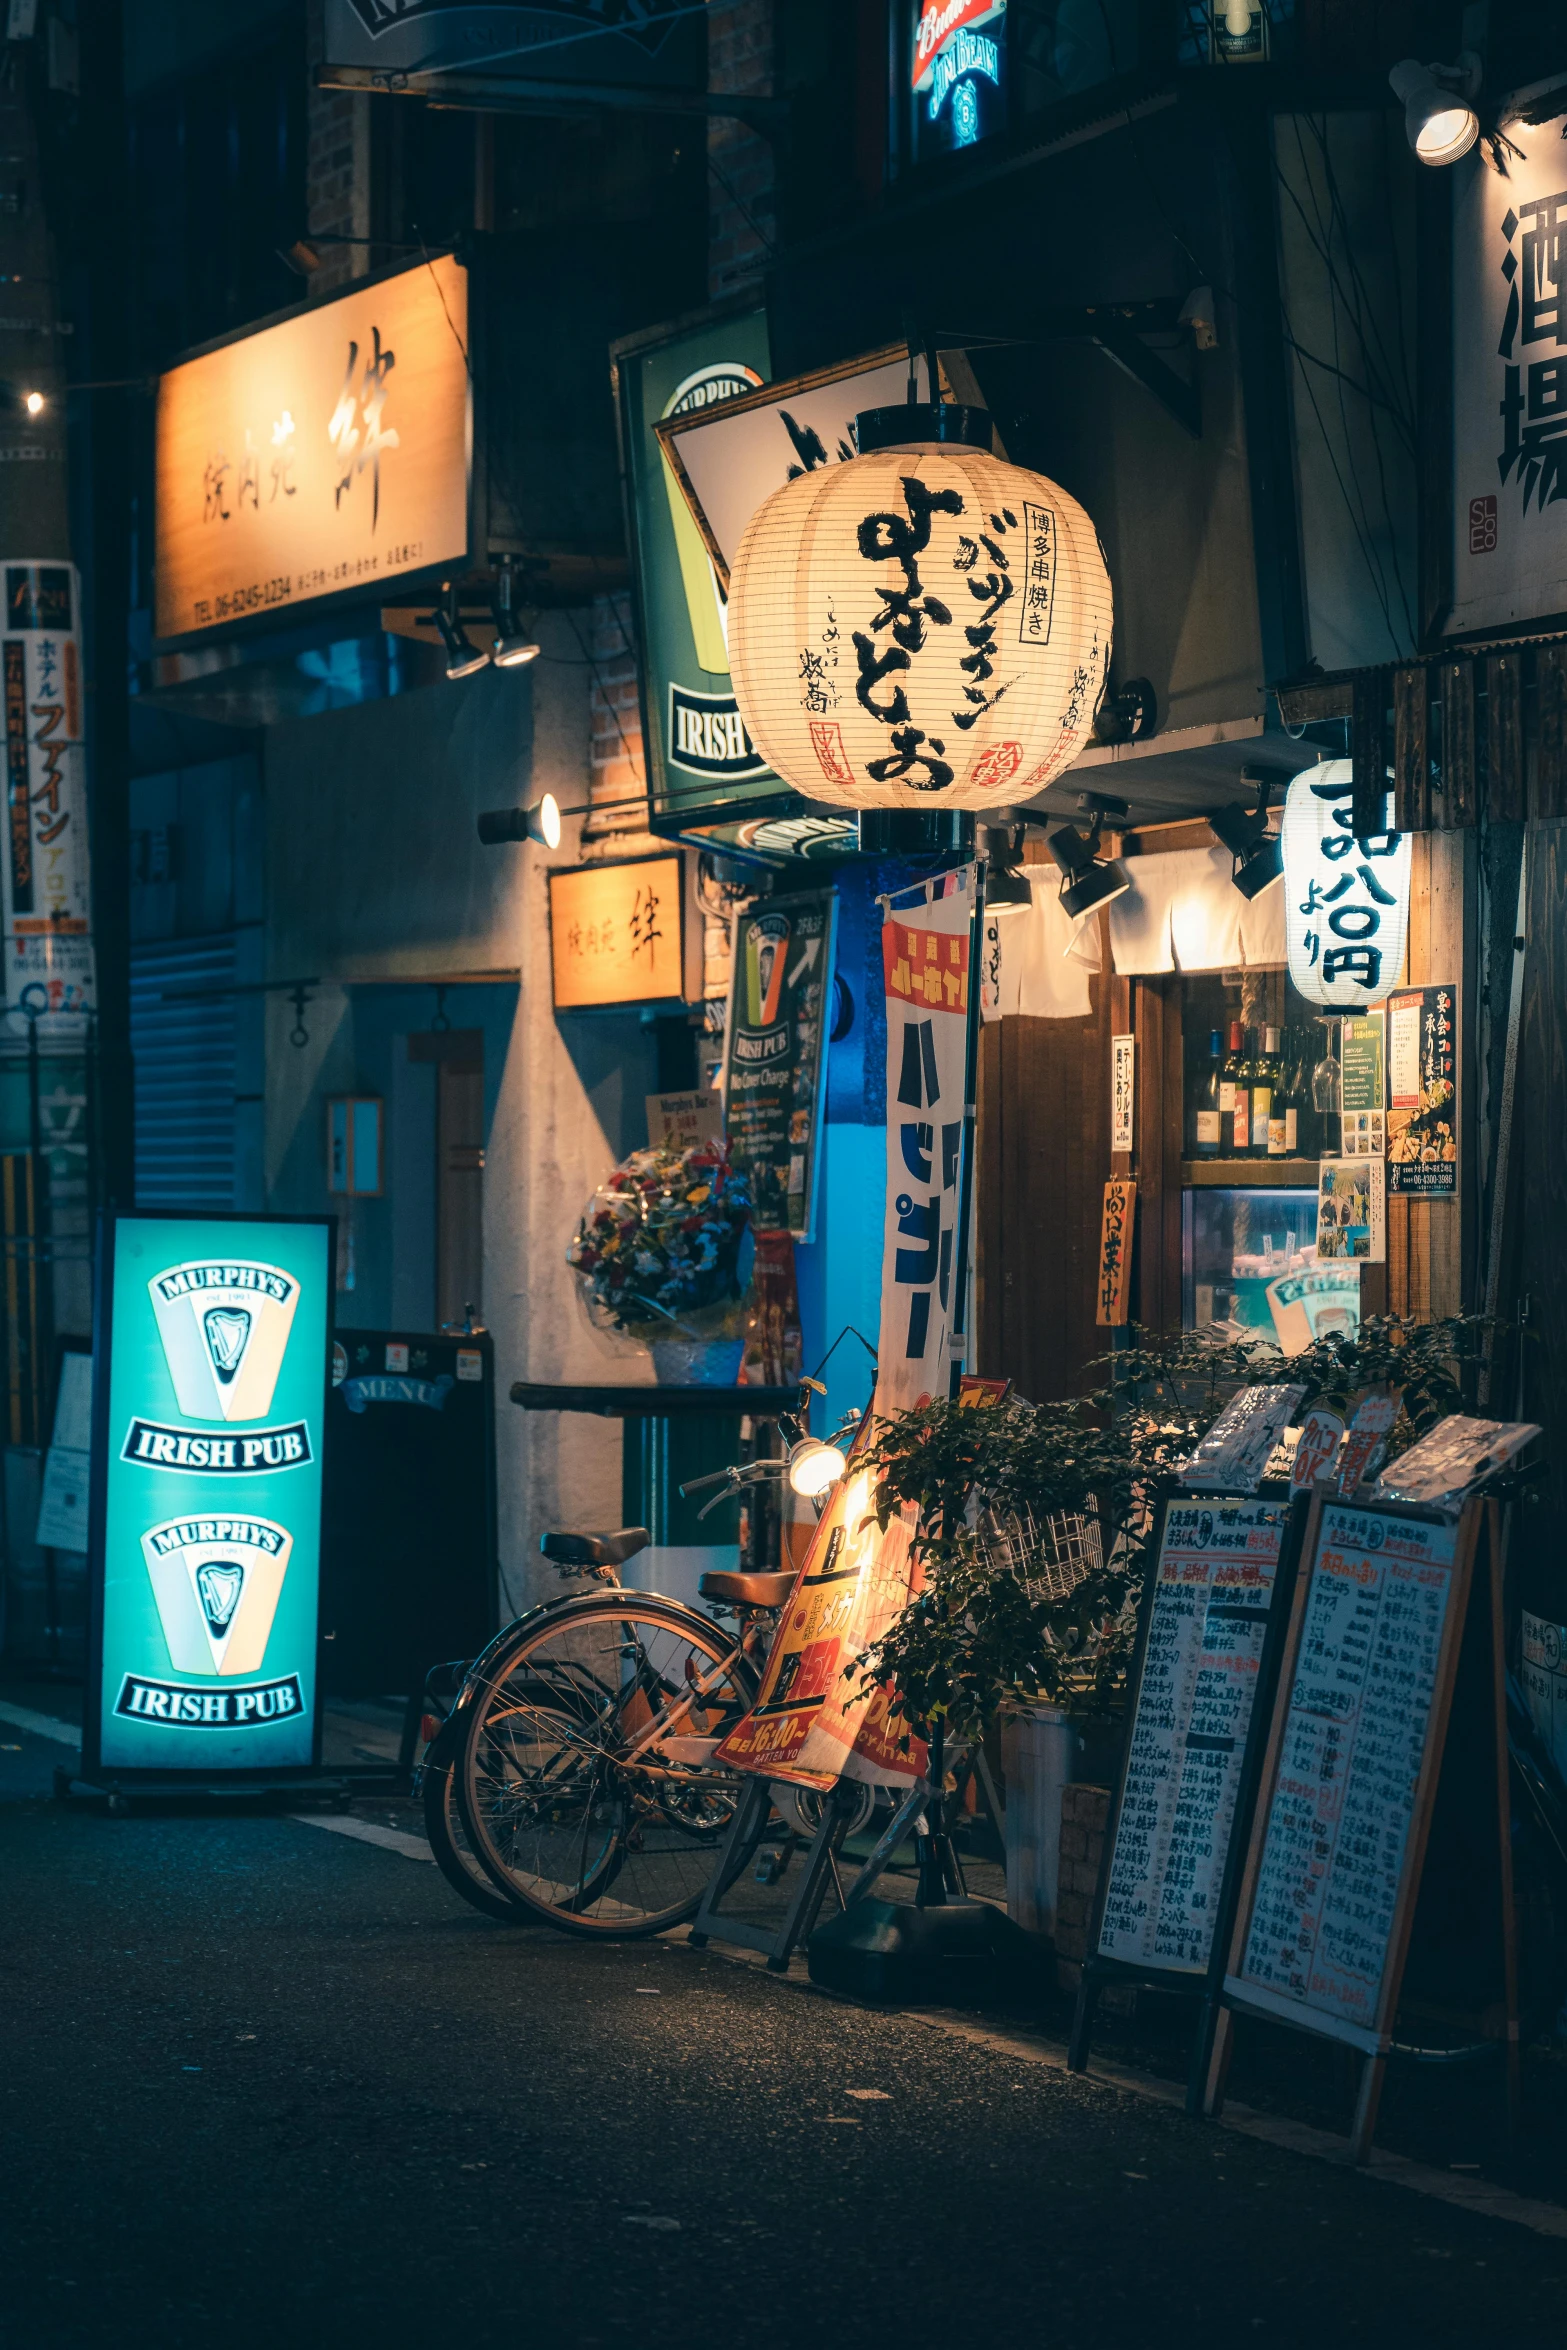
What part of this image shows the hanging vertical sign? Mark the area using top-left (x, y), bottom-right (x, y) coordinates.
top-left (721, 888), bottom-right (837, 1243)
top-left (2, 560), bottom-right (93, 1032)
top-left (85, 1212), bottom-right (333, 1779)
top-left (1096, 1178), bottom-right (1136, 1326)
top-left (1450, 110), bottom-right (1567, 634)
top-left (1111, 1034), bottom-right (1135, 1151)
top-left (875, 868), bottom-right (976, 1414)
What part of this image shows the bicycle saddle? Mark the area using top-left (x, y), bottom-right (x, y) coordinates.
top-left (539, 1526), bottom-right (650, 1567)
top-left (698, 1569), bottom-right (796, 1609)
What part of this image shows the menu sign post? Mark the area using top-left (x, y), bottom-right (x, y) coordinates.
top-left (81, 1212), bottom-right (333, 1788)
top-left (1203, 1490), bottom-right (1507, 2160)
top-left (1068, 1490), bottom-right (1307, 2091)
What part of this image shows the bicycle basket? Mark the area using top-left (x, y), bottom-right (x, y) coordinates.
top-left (975, 1501), bottom-right (1102, 1606)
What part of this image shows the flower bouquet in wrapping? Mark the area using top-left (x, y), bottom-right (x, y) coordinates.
top-left (566, 1138), bottom-right (753, 1344)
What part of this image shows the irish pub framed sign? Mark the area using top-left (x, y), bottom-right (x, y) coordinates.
top-left (84, 1212), bottom-right (334, 1779)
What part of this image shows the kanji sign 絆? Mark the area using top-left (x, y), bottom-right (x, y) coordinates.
top-left (155, 256), bottom-right (469, 641)
top-left (548, 855), bottom-right (686, 1011)
top-left (1, 560), bottom-right (93, 1032)
top-left (1281, 761), bottom-right (1410, 1009)
top-left (1451, 110), bottom-right (1567, 633)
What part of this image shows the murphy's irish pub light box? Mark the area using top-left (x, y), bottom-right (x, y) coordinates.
top-left (86, 1213), bottom-right (333, 1777)
top-left (154, 255), bottom-right (470, 642)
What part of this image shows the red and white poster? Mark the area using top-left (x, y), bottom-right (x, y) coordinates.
top-left (1, 560), bottom-right (93, 1032)
top-left (876, 867), bottom-right (976, 1417)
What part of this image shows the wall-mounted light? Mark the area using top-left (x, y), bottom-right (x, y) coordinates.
top-left (23, 390), bottom-right (44, 416)
top-left (434, 584), bottom-right (489, 682)
top-left (1047, 794), bottom-right (1130, 923)
top-left (1208, 767), bottom-right (1284, 899)
top-left (476, 792), bottom-right (561, 848)
top-left (1388, 54), bottom-right (1482, 166)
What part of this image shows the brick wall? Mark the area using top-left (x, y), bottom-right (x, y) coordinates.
top-left (1053, 1783), bottom-right (1112, 1992)
top-left (585, 592), bottom-right (648, 837)
top-left (706, 0), bottom-right (775, 303)
top-left (304, 0), bottom-right (370, 298)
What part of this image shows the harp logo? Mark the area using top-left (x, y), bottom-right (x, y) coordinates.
top-left (149, 1261), bottom-right (300, 1422)
top-left (140, 1514), bottom-right (294, 1678)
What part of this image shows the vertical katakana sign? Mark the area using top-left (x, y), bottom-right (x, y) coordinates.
top-left (1, 559), bottom-right (93, 1032)
top-left (1451, 113), bottom-right (1567, 634)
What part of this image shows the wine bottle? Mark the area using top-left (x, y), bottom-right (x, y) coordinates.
top-left (1223, 1021), bottom-right (1246, 1154)
top-left (1194, 1029), bottom-right (1223, 1158)
top-left (1250, 1026), bottom-right (1274, 1154)
top-left (1266, 1025), bottom-right (1289, 1157)
top-left (1282, 1030), bottom-right (1302, 1156)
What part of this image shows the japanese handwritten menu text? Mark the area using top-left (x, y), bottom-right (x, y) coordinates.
top-left (1098, 1501), bottom-right (1287, 1976)
top-left (1235, 1506), bottom-right (1458, 2035)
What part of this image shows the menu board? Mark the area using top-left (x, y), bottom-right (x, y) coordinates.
top-left (1096, 1498), bottom-right (1290, 1976)
top-left (1228, 1503), bottom-right (1463, 2045)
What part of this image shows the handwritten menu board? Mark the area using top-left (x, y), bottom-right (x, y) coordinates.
top-left (1229, 1504), bottom-right (1461, 2044)
top-left (1097, 1499), bottom-right (1290, 1976)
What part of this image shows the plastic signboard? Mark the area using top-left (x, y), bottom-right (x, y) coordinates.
top-left (84, 1211), bottom-right (333, 1778)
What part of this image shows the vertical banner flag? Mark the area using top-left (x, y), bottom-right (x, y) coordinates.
top-left (90, 1214), bottom-right (332, 1776)
top-left (876, 868), bottom-right (976, 1415)
top-left (2, 560), bottom-right (93, 1031)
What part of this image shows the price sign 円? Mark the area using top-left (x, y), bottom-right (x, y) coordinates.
top-left (86, 1214), bottom-right (333, 1776)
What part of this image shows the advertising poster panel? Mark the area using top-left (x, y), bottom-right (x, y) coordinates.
top-left (2, 559), bottom-right (93, 1031)
top-left (87, 1213), bottom-right (333, 1776)
top-left (721, 887), bottom-right (836, 1242)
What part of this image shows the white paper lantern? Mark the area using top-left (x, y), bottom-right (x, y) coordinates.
top-left (1281, 759), bottom-right (1411, 1008)
top-left (726, 418), bottom-right (1114, 811)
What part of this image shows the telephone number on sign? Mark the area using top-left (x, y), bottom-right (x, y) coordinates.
top-left (192, 576), bottom-right (293, 625)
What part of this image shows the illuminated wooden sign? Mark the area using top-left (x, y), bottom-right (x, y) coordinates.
top-left (549, 854), bottom-right (686, 1012)
top-left (154, 255), bottom-right (471, 642)
top-left (1096, 1177), bottom-right (1136, 1326)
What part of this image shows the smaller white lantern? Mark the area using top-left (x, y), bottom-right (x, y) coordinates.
top-left (1281, 758), bottom-right (1411, 1008)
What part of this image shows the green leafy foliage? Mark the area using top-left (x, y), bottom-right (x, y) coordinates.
top-left (856, 1315), bottom-right (1490, 1743)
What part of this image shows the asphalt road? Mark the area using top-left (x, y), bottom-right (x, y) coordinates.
top-left (3, 1712), bottom-right (1566, 2350)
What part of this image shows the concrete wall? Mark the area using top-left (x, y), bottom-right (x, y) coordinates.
top-left (261, 611), bottom-right (662, 1612)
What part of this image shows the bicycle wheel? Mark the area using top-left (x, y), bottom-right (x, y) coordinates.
top-left (422, 1757), bottom-right (529, 1923)
top-left (457, 1593), bottom-right (758, 1938)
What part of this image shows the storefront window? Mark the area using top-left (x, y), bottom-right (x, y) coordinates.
top-left (891, 0), bottom-right (1142, 175)
top-left (1178, 966), bottom-right (1362, 1352)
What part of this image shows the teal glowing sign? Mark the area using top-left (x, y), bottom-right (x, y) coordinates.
top-left (85, 1213), bottom-right (333, 1777)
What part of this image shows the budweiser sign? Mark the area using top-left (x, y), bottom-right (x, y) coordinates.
top-left (911, 0), bottom-right (1006, 89)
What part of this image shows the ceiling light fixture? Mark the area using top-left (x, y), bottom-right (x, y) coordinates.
top-left (1047, 794), bottom-right (1131, 923)
top-left (979, 822), bottom-right (1033, 917)
top-left (1208, 768), bottom-right (1284, 899)
top-left (489, 559), bottom-right (541, 669)
top-left (434, 585), bottom-right (489, 682)
top-left (1388, 53), bottom-right (1482, 166)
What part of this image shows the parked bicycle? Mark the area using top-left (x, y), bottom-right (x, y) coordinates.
top-left (418, 1381), bottom-right (856, 1938)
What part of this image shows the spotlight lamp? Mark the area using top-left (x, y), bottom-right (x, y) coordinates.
top-left (979, 821), bottom-right (1034, 917)
top-left (1388, 53), bottom-right (1482, 167)
top-left (1047, 794), bottom-right (1131, 923)
top-left (1208, 768), bottom-right (1284, 900)
top-left (476, 792), bottom-right (561, 849)
top-left (434, 586), bottom-right (489, 682)
top-left (786, 1434), bottom-right (848, 1499)
top-left (489, 559), bottom-right (541, 669)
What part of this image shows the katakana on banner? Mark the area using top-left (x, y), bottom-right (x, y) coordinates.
top-left (2, 561), bottom-right (94, 1032)
top-left (876, 865), bottom-right (975, 1415)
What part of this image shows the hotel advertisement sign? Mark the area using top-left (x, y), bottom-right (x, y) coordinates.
top-left (86, 1213), bottom-right (333, 1776)
top-left (154, 255), bottom-right (470, 643)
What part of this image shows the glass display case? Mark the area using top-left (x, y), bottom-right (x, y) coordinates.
top-left (1182, 1187), bottom-right (1362, 1352)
